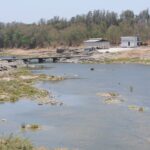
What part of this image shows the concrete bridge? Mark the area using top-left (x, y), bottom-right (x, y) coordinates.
top-left (0, 55), bottom-right (85, 63)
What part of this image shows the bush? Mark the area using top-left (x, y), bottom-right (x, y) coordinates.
top-left (0, 135), bottom-right (33, 150)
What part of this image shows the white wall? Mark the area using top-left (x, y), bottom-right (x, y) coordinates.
top-left (85, 41), bottom-right (110, 49)
top-left (121, 37), bottom-right (138, 48)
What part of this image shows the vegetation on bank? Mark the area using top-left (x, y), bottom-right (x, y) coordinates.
top-left (0, 135), bottom-right (34, 150)
top-left (105, 58), bottom-right (150, 64)
top-left (0, 9), bottom-right (149, 49)
top-left (0, 135), bottom-right (69, 150)
top-left (0, 68), bottom-right (64, 103)
top-left (97, 92), bottom-right (124, 104)
top-left (21, 123), bottom-right (41, 131)
top-left (81, 58), bottom-right (150, 64)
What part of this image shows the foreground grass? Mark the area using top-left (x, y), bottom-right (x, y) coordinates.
top-left (0, 135), bottom-right (34, 150)
top-left (0, 68), bottom-right (64, 103)
top-left (0, 135), bottom-right (69, 150)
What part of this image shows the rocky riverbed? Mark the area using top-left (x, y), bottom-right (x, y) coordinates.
top-left (0, 60), bottom-right (26, 74)
top-left (0, 60), bottom-right (64, 105)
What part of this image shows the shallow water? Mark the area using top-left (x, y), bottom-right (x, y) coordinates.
top-left (1, 64), bottom-right (150, 150)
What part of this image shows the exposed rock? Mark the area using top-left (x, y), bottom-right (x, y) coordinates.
top-left (90, 68), bottom-right (94, 71)
top-left (19, 75), bottom-right (38, 80)
top-left (36, 92), bottom-right (63, 106)
top-left (0, 60), bottom-right (25, 76)
top-left (1, 119), bottom-right (7, 122)
top-left (128, 105), bottom-right (145, 112)
top-left (97, 92), bottom-right (124, 104)
top-left (21, 123), bottom-right (41, 131)
top-left (1, 77), bottom-right (13, 81)
top-left (97, 92), bottom-right (119, 98)
top-left (104, 98), bottom-right (124, 104)
top-left (0, 139), bottom-right (7, 144)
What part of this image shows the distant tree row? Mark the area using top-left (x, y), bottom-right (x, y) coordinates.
top-left (0, 9), bottom-right (150, 49)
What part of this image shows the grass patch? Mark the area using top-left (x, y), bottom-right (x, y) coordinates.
top-left (0, 135), bottom-right (69, 150)
top-left (104, 58), bottom-right (150, 64)
top-left (128, 105), bottom-right (145, 112)
top-left (81, 58), bottom-right (150, 64)
top-left (97, 92), bottom-right (124, 104)
top-left (0, 79), bottom-right (48, 102)
top-left (0, 68), bottom-right (64, 103)
top-left (21, 123), bottom-right (40, 131)
top-left (0, 135), bottom-right (33, 150)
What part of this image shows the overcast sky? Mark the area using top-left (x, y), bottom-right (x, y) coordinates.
top-left (0, 0), bottom-right (149, 23)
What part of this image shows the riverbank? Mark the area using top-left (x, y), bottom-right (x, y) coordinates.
top-left (0, 135), bottom-right (38, 150)
top-left (0, 61), bottom-right (64, 104)
top-left (0, 60), bottom-right (26, 75)
top-left (82, 47), bottom-right (150, 64)
top-left (1, 47), bottom-right (150, 64)
top-left (0, 135), bottom-right (67, 150)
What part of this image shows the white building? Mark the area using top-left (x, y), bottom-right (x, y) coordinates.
top-left (84, 38), bottom-right (110, 50)
top-left (121, 36), bottom-right (141, 48)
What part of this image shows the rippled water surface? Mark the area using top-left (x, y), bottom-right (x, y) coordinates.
top-left (1, 64), bottom-right (150, 150)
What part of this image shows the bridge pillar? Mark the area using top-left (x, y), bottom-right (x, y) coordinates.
top-left (7, 60), bottom-right (13, 62)
top-left (38, 58), bottom-right (45, 63)
top-left (53, 58), bottom-right (58, 63)
top-left (23, 59), bottom-right (29, 64)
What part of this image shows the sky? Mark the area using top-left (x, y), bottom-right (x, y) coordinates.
top-left (0, 0), bottom-right (149, 23)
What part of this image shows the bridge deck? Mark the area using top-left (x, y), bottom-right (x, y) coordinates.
top-left (0, 55), bottom-right (86, 63)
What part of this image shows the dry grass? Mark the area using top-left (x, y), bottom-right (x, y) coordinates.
top-left (0, 48), bottom-right (56, 57)
top-left (0, 135), bottom-right (33, 150)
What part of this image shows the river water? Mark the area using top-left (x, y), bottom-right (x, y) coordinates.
top-left (0, 64), bottom-right (150, 150)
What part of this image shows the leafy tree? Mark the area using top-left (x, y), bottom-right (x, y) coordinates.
top-left (106, 25), bottom-right (121, 44)
top-left (120, 10), bottom-right (135, 21)
top-left (0, 9), bottom-right (149, 49)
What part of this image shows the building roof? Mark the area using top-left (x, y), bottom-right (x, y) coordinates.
top-left (121, 36), bottom-right (139, 39)
top-left (84, 38), bottom-right (108, 43)
top-left (121, 36), bottom-right (141, 42)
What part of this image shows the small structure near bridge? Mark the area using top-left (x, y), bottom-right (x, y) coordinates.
top-left (84, 38), bottom-right (110, 51)
top-left (56, 48), bottom-right (65, 53)
top-left (121, 36), bottom-right (141, 48)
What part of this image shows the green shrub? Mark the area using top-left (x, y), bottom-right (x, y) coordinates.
top-left (0, 135), bottom-right (33, 150)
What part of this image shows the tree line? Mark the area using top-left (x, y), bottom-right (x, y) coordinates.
top-left (0, 9), bottom-right (150, 49)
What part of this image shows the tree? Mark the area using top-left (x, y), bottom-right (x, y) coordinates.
top-left (120, 10), bottom-right (135, 21)
top-left (0, 33), bottom-right (4, 48)
top-left (138, 9), bottom-right (150, 24)
top-left (106, 25), bottom-right (121, 44)
top-left (0, 9), bottom-right (149, 48)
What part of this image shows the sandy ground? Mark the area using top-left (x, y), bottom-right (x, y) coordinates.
top-left (91, 46), bottom-right (150, 60)
top-left (0, 48), bottom-right (56, 57)
top-left (98, 47), bottom-right (135, 53)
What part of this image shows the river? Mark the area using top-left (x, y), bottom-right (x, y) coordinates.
top-left (0, 63), bottom-right (150, 150)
